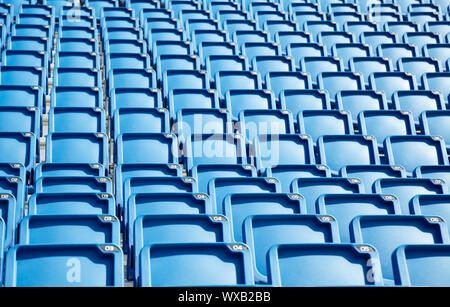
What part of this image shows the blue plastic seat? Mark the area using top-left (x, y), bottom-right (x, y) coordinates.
top-left (265, 71), bottom-right (312, 100)
top-left (369, 11), bottom-right (403, 24)
top-left (192, 30), bottom-right (228, 52)
top-left (113, 108), bottom-right (169, 139)
top-left (2, 50), bottom-right (48, 69)
top-left (56, 51), bottom-right (100, 69)
top-left (185, 133), bottom-right (247, 172)
top-left (54, 68), bottom-right (101, 87)
top-left (318, 72), bottom-right (365, 103)
top-left (224, 20), bottom-right (258, 36)
top-left (280, 89), bottom-right (331, 116)
top-left (168, 0), bottom-right (201, 17)
top-left (245, 214), bottom-right (339, 284)
top-left (377, 43), bottom-right (418, 68)
top-left (126, 0), bottom-right (159, 13)
top-left (415, 165), bottom-right (450, 191)
top-left (349, 57), bottom-right (393, 88)
top-left (369, 72), bottom-right (418, 103)
top-left (106, 53), bottom-right (151, 73)
top-left (287, 43), bottom-right (327, 70)
top-left (139, 243), bottom-right (253, 287)
top-left (411, 194), bottom-right (450, 233)
top-left (0, 106), bottom-right (40, 140)
top-left (336, 90), bottom-right (388, 124)
top-left (249, 2), bottom-right (281, 19)
top-left (198, 41), bottom-right (238, 65)
top-left (11, 24), bottom-right (51, 38)
top-left (205, 55), bottom-right (247, 84)
top-left (59, 26), bottom-right (98, 39)
top-left (351, 215), bottom-right (449, 285)
top-left (398, 57), bottom-right (441, 89)
top-left (265, 164), bottom-right (330, 192)
top-left (393, 90), bottom-right (445, 124)
top-left (104, 38), bottom-right (146, 56)
top-left (359, 110), bottom-right (416, 147)
top-left (256, 11), bottom-right (288, 29)
top-left (0, 194), bottom-right (16, 249)
top-left (318, 31), bottom-right (354, 55)
top-left (46, 132), bottom-right (108, 168)
top-left (208, 1), bottom-right (240, 17)
top-left (425, 21), bottom-right (450, 40)
top-left (110, 88), bottom-right (161, 114)
top-left (0, 66), bottom-right (46, 93)
top-left (254, 134), bottom-right (315, 172)
top-left (318, 194), bottom-right (401, 243)
top-left (293, 11), bottom-right (325, 28)
top-left (301, 57), bottom-right (344, 87)
top-left (208, 177), bottom-right (281, 215)
top-left (0, 132), bottom-right (35, 176)
top-left (318, 135), bottom-right (380, 175)
top-left (242, 42), bottom-right (281, 63)
top-left (186, 19), bottom-right (220, 39)
top-left (4, 244), bottom-right (123, 287)
top-left (156, 54), bottom-right (200, 82)
top-left (216, 71), bottom-right (262, 99)
top-left (233, 30), bottom-right (270, 49)
top-left (361, 31), bottom-right (398, 53)
top-left (102, 6), bottom-right (135, 18)
top-left (340, 165), bottom-right (406, 194)
top-left (17, 13), bottom-right (55, 29)
top-left (35, 176), bottom-right (113, 194)
top-left (57, 38), bottom-right (99, 53)
top-left (385, 135), bottom-right (449, 175)
top-left (252, 56), bottom-right (295, 80)
top-left (48, 107), bottom-right (105, 134)
top-left (384, 21), bottom-right (420, 41)
top-left (423, 44), bottom-right (450, 69)
top-left (163, 69), bottom-right (209, 99)
top-left (59, 5), bottom-right (94, 18)
top-left (419, 110), bottom-right (450, 152)
top-left (18, 215), bottom-right (120, 245)
top-left (304, 20), bottom-right (338, 40)
top-left (51, 87), bottom-right (103, 109)
top-left (103, 16), bottom-right (139, 30)
top-left (343, 21), bottom-right (378, 42)
top-left (332, 11), bottom-right (363, 25)
top-left (116, 133), bottom-right (177, 164)
top-left (404, 32), bottom-right (441, 57)
top-left (181, 9), bottom-right (211, 25)
top-left (423, 72), bottom-right (450, 104)
top-left (263, 20), bottom-right (298, 42)
top-left (275, 31), bottom-right (312, 53)
top-left (298, 110), bottom-right (354, 144)
top-left (60, 14), bottom-right (96, 28)
top-left (35, 163), bottom-right (106, 180)
top-left (332, 43), bottom-right (371, 70)
top-left (168, 88), bottom-right (219, 120)
top-left (105, 27), bottom-right (143, 41)
top-left (328, 2), bottom-right (358, 14)
top-left (268, 243), bottom-right (383, 286)
top-left (407, 11), bottom-right (441, 30)
top-left (109, 68), bottom-right (156, 90)
top-left (85, 0), bottom-right (117, 18)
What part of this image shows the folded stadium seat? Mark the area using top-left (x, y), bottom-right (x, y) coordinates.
top-left (157, 55), bottom-right (201, 83)
top-left (104, 27), bottom-right (144, 41)
top-left (50, 87), bottom-right (103, 110)
top-left (256, 10), bottom-right (288, 29)
top-left (11, 24), bottom-right (51, 39)
top-left (289, 2), bottom-right (319, 15)
top-left (224, 20), bottom-right (258, 37)
top-left (317, 72), bottom-right (365, 105)
top-left (108, 68), bottom-right (156, 91)
top-left (242, 42), bottom-right (281, 64)
top-left (182, 9), bottom-right (212, 25)
top-left (85, 0), bottom-right (118, 18)
top-left (59, 26), bottom-right (99, 40)
top-left (239, 110), bottom-right (295, 146)
top-left (369, 72), bottom-right (418, 105)
top-left (168, 88), bottom-right (219, 120)
top-left (105, 39), bottom-right (148, 56)
top-left (280, 89), bottom-right (331, 117)
top-left (125, 0), bottom-right (160, 13)
top-left (404, 32), bottom-right (440, 57)
top-left (423, 72), bottom-right (450, 105)
top-left (139, 243), bottom-right (253, 287)
top-left (163, 69), bottom-right (209, 100)
top-left (393, 90), bottom-right (446, 125)
top-left (208, 1), bottom-right (240, 17)
top-left (205, 55), bottom-right (248, 84)
top-left (18, 215), bottom-right (120, 245)
top-left (245, 214), bottom-right (340, 284)
top-left (216, 71), bottom-right (262, 100)
top-left (0, 85), bottom-right (44, 111)
top-left (252, 56), bottom-right (296, 84)
top-left (4, 244), bottom-right (123, 287)
top-left (425, 21), bottom-right (450, 41)
top-left (331, 11), bottom-right (364, 25)
top-left (343, 21), bottom-right (378, 43)
top-left (106, 53), bottom-right (151, 74)
top-left (122, 176), bottom-right (198, 221)
top-left (48, 107), bottom-right (105, 134)
top-left (58, 5), bottom-right (95, 19)
top-left (351, 215), bottom-right (449, 286)
top-left (414, 165), bottom-right (450, 190)
top-left (102, 6), bottom-right (135, 18)
top-left (331, 43), bottom-right (371, 71)
top-left (191, 164), bottom-right (257, 194)
top-left (265, 71), bottom-right (312, 102)
top-left (116, 132), bottom-right (177, 165)
top-left (0, 175), bottom-right (25, 225)
top-left (263, 20), bottom-right (299, 42)
top-left (411, 194), bottom-right (450, 233)
top-left (0, 193), bottom-right (16, 249)
top-left (216, 10), bottom-right (249, 27)
top-left (301, 57), bottom-right (344, 88)
top-left (317, 194), bottom-right (401, 243)
top-left (110, 88), bottom-right (161, 114)
top-left (113, 108), bottom-right (169, 140)
top-left (0, 163), bottom-right (26, 186)
top-left (35, 176), bottom-right (113, 194)
top-left (35, 163), bottom-right (106, 181)
top-left (175, 109), bottom-right (233, 146)
top-left (0, 66), bottom-right (47, 95)
top-left (275, 31), bottom-right (312, 54)
top-left (385, 135), bottom-right (449, 175)
top-left (317, 31), bottom-right (354, 55)
top-left (384, 21), bottom-right (420, 42)
top-left (360, 31), bottom-right (398, 54)
top-left (0, 106), bottom-right (40, 138)
top-left (398, 57), bottom-right (441, 89)
top-left (168, 0), bottom-right (201, 17)
top-left (53, 67), bottom-right (101, 88)
top-left (304, 21), bottom-right (338, 41)
top-left (358, 110), bottom-right (416, 150)
top-left (407, 11), bottom-right (442, 30)
top-left (298, 110), bottom-right (354, 144)
top-left (208, 176), bottom-right (281, 215)
top-left (191, 30), bottom-right (228, 53)
top-left (287, 43), bottom-right (327, 70)
top-left (60, 14), bottom-right (96, 28)
top-left (198, 41), bottom-right (239, 66)
top-left (224, 193), bottom-right (306, 242)
top-left (368, 3), bottom-right (401, 14)
top-left (349, 57), bottom-right (393, 88)
top-left (253, 134), bottom-right (315, 173)
top-left (46, 132), bottom-right (108, 169)
top-left (233, 30), bottom-right (270, 49)
top-left (420, 110), bottom-right (450, 153)
top-left (423, 44), bottom-right (450, 70)
top-left (374, 177), bottom-right (447, 215)
top-left (377, 43), bottom-right (418, 69)
top-left (1, 50), bottom-right (49, 69)
top-left (249, 1), bottom-right (281, 19)
top-left (55, 51), bottom-right (100, 69)
top-left (132, 214), bottom-right (231, 283)
top-left (292, 11), bottom-right (326, 29)
top-left (368, 11), bottom-right (403, 24)
top-left (143, 18), bottom-right (179, 39)
top-left (57, 38), bottom-right (99, 53)
top-left (225, 89), bottom-right (277, 121)
top-left (267, 243), bottom-right (383, 286)
top-left (317, 135), bottom-right (380, 175)
top-left (16, 13), bottom-right (55, 30)
top-left (186, 19), bottom-right (220, 40)
top-left (0, 132), bottom-right (35, 179)
top-left (140, 8), bottom-right (172, 22)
